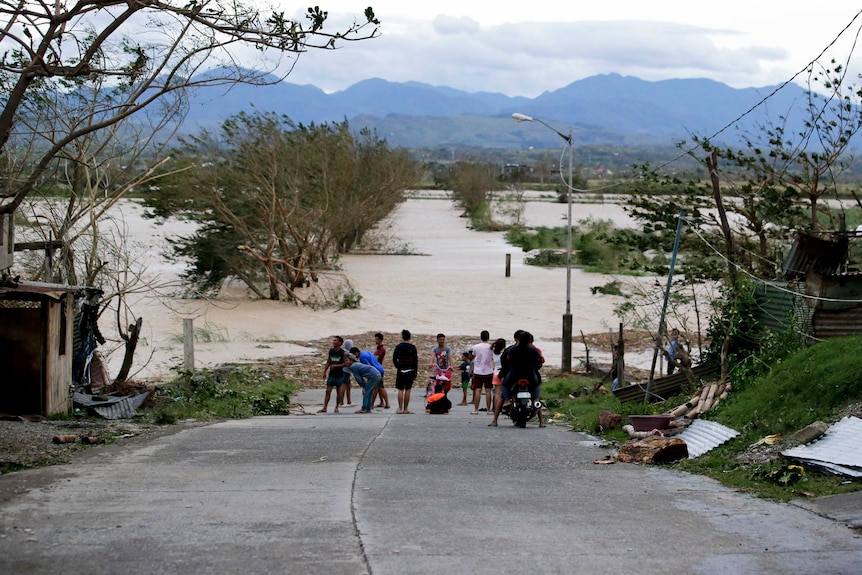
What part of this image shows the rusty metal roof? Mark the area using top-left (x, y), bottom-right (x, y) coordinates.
top-left (675, 419), bottom-right (739, 458)
top-left (782, 416), bottom-right (862, 478)
top-left (783, 233), bottom-right (848, 278)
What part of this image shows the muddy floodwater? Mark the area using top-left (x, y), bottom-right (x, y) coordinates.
top-left (103, 193), bottom-right (657, 381)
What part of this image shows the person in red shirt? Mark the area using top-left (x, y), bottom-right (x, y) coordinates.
top-left (373, 332), bottom-right (391, 408)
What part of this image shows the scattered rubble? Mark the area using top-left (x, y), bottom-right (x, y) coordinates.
top-left (783, 416), bottom-right (862, 478)
top-left (606, 381), bottom-right (739, 464)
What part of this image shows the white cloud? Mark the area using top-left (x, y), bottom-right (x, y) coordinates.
top-left (266, 6), bottom-right (862, 97)
top-left (432, 15), bottom-right (481, 35)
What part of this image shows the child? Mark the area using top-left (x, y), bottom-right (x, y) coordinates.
top-left (425, 383), bottom-right (452, 414)
top-left (458, 351), bottom-right (472, 406)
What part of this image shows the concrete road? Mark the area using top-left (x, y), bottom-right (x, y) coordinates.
top-left (0, 389), bottom-right (860, 575)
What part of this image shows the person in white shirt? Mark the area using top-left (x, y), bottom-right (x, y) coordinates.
top-left (470, 330), bottom-right (495, 414)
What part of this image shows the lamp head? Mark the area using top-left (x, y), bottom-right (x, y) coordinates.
top-left (511, 113), bottom-right (533, 122)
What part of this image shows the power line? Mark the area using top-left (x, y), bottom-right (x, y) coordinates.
top-left (683, 216), bottom-right (862, 304)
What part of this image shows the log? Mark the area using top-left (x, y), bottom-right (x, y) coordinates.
top-left (52, 434), bottom-right (77, 444)
top-left (698, 385), bottom-right (710, 406)
top-left (667, 396), bottom-right (699, 418)
top-left (615, 436), bottom-right (689, 463)
top-left (667, 403), bottom-right (689, 418)
top-left (700, 383), bottom-right (719, 413)
top-left (80, 436), bottom-right (104, 445)
top-left (622, 424), bottom-right (683, 438)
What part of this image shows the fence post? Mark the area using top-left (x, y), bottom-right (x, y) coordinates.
top-left (183, 318), bottom-right (195, 372)
top-left (505, 253), bottom-right (511, 277)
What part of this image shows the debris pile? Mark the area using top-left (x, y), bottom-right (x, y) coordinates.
top-left (597, 381), bottom-right (740, 465)
top-left (621, 381), bottom-right (732, 440)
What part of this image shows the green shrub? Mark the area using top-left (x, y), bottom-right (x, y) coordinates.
top-left (148, 365), bottom-right (298, 422)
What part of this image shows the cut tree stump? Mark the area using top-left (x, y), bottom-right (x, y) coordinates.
top-left (615, 436), bottom-right (689, 463)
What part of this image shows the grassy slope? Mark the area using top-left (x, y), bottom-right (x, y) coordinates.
top-left (543, 336), bottom-right (862, 500)
top-left (714, 335), bottom-right (862, 434)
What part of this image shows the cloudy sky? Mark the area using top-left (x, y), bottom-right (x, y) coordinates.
top-left (273, 2), bottom-right (862, 97)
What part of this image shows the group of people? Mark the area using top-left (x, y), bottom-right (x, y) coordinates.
top-left (319, 330), bottom-right (421, 414)
top-left (318, 329), bottom-right (545, 427)
top-left (318, 333), bottom-right (390, 414)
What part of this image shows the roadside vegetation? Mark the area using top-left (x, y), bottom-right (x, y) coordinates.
top-left (145, 364), bottom-right (299, 425)
top-left (541, 334), bottom-right (862, 501)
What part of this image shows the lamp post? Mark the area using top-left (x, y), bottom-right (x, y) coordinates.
top-left (512, 113), bottom-right (574, 373)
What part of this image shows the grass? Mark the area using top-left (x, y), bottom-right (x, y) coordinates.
top-left (146, 364), bottom-right (299, 424)
top-left (541, 336), bottom-right (862, 500)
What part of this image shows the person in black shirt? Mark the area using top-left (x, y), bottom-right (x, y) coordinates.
top-left (392, 329), bottom-right (419, 414)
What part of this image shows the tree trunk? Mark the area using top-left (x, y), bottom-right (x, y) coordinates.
top-left (115, 317), bottom-right (142, 383)
top-left (706, 150), bottom-right (739, 293)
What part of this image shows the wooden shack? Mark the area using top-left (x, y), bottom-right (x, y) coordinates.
top-left (0, 281), bottom-right (78, 416)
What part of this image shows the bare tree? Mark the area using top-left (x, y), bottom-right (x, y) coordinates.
top-left (150, 112), bottom-right (417, 304)
top-left (0, 1), bottom-right (380, 216)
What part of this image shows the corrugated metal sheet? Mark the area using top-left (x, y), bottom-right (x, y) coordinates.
top-left (73, 392), bottom-right (151, 419)
top-left (813, 307), bottom-right (862, 338)
top-left (783, 233), bottom-right (847, 277)
top-left (0, 280), bottom-right (82, 301)
top-left (613, 364), bottom-right (719, 403)
top-left (675, 418), bottom-right (739, 458)
top-left (782, 416), bottom-right (862, 477)
top-left (806, 273), bottom-right (862, 311)
top-left (752, 280), bottom-right (812, 334)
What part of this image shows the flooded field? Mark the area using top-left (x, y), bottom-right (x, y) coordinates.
top-left (102, 194), bottom-right (653, 381)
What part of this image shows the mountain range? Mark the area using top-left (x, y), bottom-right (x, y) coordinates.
top-left (183, 73), bottom-right (814, 149)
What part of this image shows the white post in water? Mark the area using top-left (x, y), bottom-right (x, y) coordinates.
top-left (183, 318), bottom-right (195, 371)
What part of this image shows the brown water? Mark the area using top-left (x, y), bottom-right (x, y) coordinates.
top-left (105, 195), bottom-right (646, 380)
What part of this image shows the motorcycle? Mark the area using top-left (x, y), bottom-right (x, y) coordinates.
top-left (506, 378), bottom-right (542, 428)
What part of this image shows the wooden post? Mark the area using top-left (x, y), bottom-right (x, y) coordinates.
top-left (505, 253), bottom-right (511, 277)
top-left (617, 322), bottom-right (625, 389)
top-left (183, 318), bottom-right (195, 372)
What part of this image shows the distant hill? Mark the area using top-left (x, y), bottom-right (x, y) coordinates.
top-left (181, 73), bottom-right (814, 149)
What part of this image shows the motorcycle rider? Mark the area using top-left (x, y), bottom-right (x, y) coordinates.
top-left (489, 330), bottom-right (545, 427)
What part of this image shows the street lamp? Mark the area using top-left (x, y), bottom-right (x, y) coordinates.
top-left (512, 112), bottom-right (574, 373)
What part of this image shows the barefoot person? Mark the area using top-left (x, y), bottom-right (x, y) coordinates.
top-left (392, 329), bottom-right (419, 413)
top-left (319, 336), bottom-right (348, 413)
